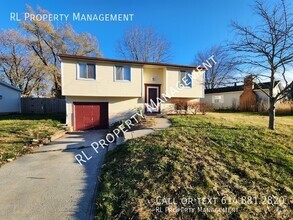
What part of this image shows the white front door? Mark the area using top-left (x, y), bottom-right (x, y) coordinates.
top-left (146, 85), bottom-right (160, 113)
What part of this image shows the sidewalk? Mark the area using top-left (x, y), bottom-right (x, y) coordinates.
top-left (124, 117), bottom-right (171, 140)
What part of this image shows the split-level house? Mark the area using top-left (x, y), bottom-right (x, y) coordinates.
top-left (59, 54), bottom-right (205, 131)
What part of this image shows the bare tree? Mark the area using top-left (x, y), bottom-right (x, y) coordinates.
top-left (116, 26), bottom-right (171, 62)
top-left (0, 29), bottom-right (47, 96)
top-left (20, 6), bottom-right (102, 97)
top-left (194, 46), bottom-right (239, 89)
top-left (231, 0), bottom-right (293, 130)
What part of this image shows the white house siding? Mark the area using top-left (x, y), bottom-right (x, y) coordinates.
top-left (254, 90), bottom-right (269, 106)
top-left (255, 87), bottom-right (281, 109)
top-left (203, 91), bottom-right (242, 110)
top-left (203, 88), bottom-right (277, 110)
top-left (0, 84), bottom-right (21, 113)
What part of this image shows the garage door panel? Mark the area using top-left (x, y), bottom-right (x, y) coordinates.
top-left (92, 104), bottom-right (100, 126)
top-left (74, 102), bottom-right (108, 130)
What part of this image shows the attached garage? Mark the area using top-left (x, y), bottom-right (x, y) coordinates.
top-left (74, 102), bottom-right (108, 130)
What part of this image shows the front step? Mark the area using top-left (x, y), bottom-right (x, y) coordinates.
top-left (144, 113), bottom-right (165, 118)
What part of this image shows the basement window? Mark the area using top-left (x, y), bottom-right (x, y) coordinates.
top-left (78, 63), bottom-right (96, 79)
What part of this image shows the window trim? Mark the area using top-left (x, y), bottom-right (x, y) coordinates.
top-left (114, 65), bottom-right (131, 82)
top-left (77, 63), bottom-right (96, 80)
top-left (178, 70), bottom-right (193, 88)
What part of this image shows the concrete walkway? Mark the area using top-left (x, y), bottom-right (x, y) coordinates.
top-left (0, 130), bottom-right (107, 220)
top-left (124, 117), bottom-right (171, 140)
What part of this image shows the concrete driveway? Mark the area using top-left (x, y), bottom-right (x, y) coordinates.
top-left (0, 130), bottom-right (107, 220)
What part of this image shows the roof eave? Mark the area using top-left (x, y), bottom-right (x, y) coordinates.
top-left (0, 81), bottom-right (22, 92)
top-left (58, 54), bottom-right (203, 70)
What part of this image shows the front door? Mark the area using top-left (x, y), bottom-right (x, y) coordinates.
top-left (145, 85), bottom-right (160, 113)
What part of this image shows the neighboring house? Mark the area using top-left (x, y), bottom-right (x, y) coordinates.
top-left (203, 76), bottom-right (282, 111)
top-left (59, 54), bottom-right (205, 131)
top-left (0, 80), bottom-right (22, 114)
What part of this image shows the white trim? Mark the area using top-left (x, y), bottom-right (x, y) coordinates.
top-left (114, 65), bottom-right (131, 82)
top-left (146, 86), bottom-right (159, 113)
top-left (141, 67), bottom-right (144, 98)
top-left (165, 68), bottom-right (168, 95)
top-left (202, 70), bottom-right (205, 97)
top-left (178, 70), bottom-right (192, 88)
top-left (76, 63), bottom-right (96, 80)
top-left (212, 95), bottom-right (224, 104)
top-left (61, 61), bottom-right (64, 95)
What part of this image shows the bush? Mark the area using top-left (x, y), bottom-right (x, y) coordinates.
top-left (276, 101), bottom-right (293, 115)
top-left (171, 99), bottom-right (188, 114)
top-left (187, 102), bottom-right (213, 115)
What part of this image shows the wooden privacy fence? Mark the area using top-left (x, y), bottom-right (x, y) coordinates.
top-left (21, 98), bottom-right (66, 114)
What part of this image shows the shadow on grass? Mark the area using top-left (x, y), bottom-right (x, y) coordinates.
top-left (0, 113), bottom-right (66, 123)
top-left (213, 110), bottom-right (293, 117)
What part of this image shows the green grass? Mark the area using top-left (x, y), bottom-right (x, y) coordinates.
top-left (96, 113), bottom-right (293, 219)
top-left (0, 114), bottom-right (65, 166)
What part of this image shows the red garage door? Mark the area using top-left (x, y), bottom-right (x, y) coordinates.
top-left (74, 102), bottom-right (108, 130)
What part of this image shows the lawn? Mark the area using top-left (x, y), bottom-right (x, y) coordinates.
top-left (96, 112), bottom-right (293, 219)
top-left (0, 114), bottom-right (65, 166)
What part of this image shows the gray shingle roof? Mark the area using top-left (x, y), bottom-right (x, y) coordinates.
top-left (205, 81), bottom-right (280, 94)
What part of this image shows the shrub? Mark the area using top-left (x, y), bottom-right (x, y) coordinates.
top-left (187, 102), bottom-right (213, 115)
top-left (171, 99), bottom-right (188, 114)
top-left (276, 101), bottom-right (293, 115)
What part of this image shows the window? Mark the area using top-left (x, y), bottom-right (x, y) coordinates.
top-left (115, 66), bottom-right (131, 81)
top-left (179, 71), bottom-right (192, 88)
top-left (212, 95), bottom-right (224, 103)
top-left (78, 64), bottom-right (96, 79)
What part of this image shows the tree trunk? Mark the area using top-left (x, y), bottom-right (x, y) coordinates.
top-left (268, 68), bottom-right (276, 130)
top-left (268, 99), bottom-right (275, 130)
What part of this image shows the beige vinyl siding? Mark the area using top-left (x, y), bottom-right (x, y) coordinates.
top-left (62, 60), bottom-right (142, 97)
top-left (142, 67), bottom-right (166, 101)
top-left (66, 96), bottom-right (144, 129)
top-left (62, 58), bottom-right (206, 129)
top-left (166, 69), bottom-right (204, 98)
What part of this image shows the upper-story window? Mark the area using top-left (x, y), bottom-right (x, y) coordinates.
top-left (78, 63), bottom-right (96, 79)
top-left (179, 70), bottom-right (192, 88)
top-left (115, 66), bottom-right (131, 81)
